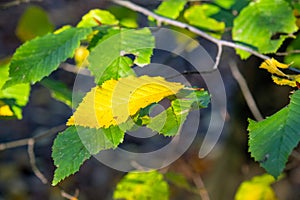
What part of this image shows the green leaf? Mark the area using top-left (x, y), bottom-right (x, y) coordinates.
top-left (154, 0), bottom-right (186, 19)
top-left (108, 6), bottom-right (138, 28)
top-left (232, 0), bottom-right (298, 59)
top-left (113, 170), bottom-right (169, 200)
top-left (16, 5), bottom-right (54, 42)
top-left (3, 27), bottom-right (93, 88)
top-left (52, 125), bottom-right (124, 185)
top-left (184, 5), bottom-right (225, 38)
top-left (97, 56), bottom-right (135, 86)
top-left (77, 9), bottom-right (119, 27)
top-left (0, 63), bottom-right (30, 119)
top-left (284, 34), bottom-right (300, 69)
top-left (210, 0), bottom-right (250, 27)
top-left (40, 78), bottom-right (72, 107)
top-left (88, 28), bottom-right (155, 84)
top-left (147, 89), bottom-right (210, 136)
top-left (248, 90), bottom-right (300, 178)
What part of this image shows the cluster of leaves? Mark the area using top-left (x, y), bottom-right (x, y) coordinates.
top-left (0, 4), bottom-right (211, 188)
top-left (2, 0), bottom-right (300, 199)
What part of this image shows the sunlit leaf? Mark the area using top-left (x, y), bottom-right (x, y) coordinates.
top-left (184, 4), bottom-right (225, 38)
top-left (0, 63), bottom-right (30, 119)
top-left (108, 6), bottom-right (138, 28)
top-left (0, 100), bottom-right (14, 117)
top-left (259, 58), bottom-right (290, 77)
top-left (154, 0), bottom-right (186, 19)
top-left (67, 76), bottom-right (184, 129)
top-left (147, 89), bottom-right (210, 136)
top-left (248, 90), bottom-right (300, 178)
top-left (16, 6), bottom-right (54, 42)
top-left (3, 27), bottom-right (93, 88)
top-left (233, 0), bottom-right (298, 59)
top-left (113, 170), bottom-right (169, 200)
top-left (77, 9), bottom-right (119, 27)
top-left (52, 125), bottom-right (124, 185)
top-left (259, 58), bottom-right (300, 87)
top-left (88, 28), bottom-right (155, 84)
top-left (235, 174), bottom-right (278, 200)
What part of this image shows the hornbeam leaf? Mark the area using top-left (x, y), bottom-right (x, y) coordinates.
top-left (154, 0), bottom-right (186, 19)
top-left (3, 27), bottom-right (92, 88)
top-left (52, 125), bottom-right (124, 185)
top-left (88, 28), bottom-right (154, 84)
top-left (67, 76), bottom-right (184, 129)
top-left (113, 170), bottom-right (169, 200)
top-left (233, 0), bottom-right (298, 59)
top-left (248, 90), bottom-right (300, 178)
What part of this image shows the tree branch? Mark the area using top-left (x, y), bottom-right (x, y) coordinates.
top-left (28, 138), bottom-right (48, 184)
top-left (0, 0), bottom-right (42, 9)
top-left (0, 124), bottom-right (66, 151)
top-left (111, 0), bottom-right (270, 64)
top-left (229, 61), bottom-right (264, 121)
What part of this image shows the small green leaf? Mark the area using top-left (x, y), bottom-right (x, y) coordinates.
top-left (97, 56), bottom-right (135, 86)
top-left (248, 90), bottom-right (300, 178)
top-left (16, 5), bottom-right (54, 42)
top-left (52, 125), bottom-right (124, 185)
top-left (108, 6), bottom-right (138, 28)
top-left (113, 170), bottom-right (169, 200)
top-left (147, 89), bottom-right (210, 136)
top-left (0, 63), bottom-right (30, 119)
top-left (184, 5), bottom-right (225, 38)
top-left (77, 9), bottom-right (119, 27)
top-left (88, 28), bottom-right (154, 84)
top-left (232, 0), bottom-right (298, 59)
top-left (3, 27), bottom-right (92, 88)
top-left (284, 34), bottom-right (300, 69)
top-left (40, 78), bottom-right (72, 107)
top-left (154, 0), bottom-right (186, 19)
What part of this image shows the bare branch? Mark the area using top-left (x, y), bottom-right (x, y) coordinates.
top-left (229, 61), bottom-right (264, 121)
top-left (111, 0), bottom-right (270, 62)
top-left (276, 50), bottom-right (300, 56)
top-left (212, 43), bottom-right (222, 70)
top-left (0, 124), bottom-right (66, 151)
top-left (0, 0), bottom-right (42, 9)
top-left (27, 139), bottom-right (48, 184)
top-left (59, 63), bottom-right (91, 76)
top-left (61, 189), bottom-right (79, 200)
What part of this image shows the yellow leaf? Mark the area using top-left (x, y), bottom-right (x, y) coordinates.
top-left (67, 76), bottom-right (184, 128)
top-left (0, 100), bottom-right (14, 117)
top-left (235, 174), bottom-right (278, 200)
top-left (259, 58), bottom-right (290, 77)
top-left (272, 75), bottom-right (297, 87)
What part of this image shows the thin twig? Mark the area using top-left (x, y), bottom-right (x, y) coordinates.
top-left (0, 124), bottom-right (66, 151)
top-left (276, 50), bottom-right (300, 56)
top-left (27, 138), bottom-right (48, 184)
top-left (192, 175), bottom-right (210, 200)
top-left (0, 0), bottom-right (42, 9)
top-left (177, 158), bottom-right (211, 200)
top-left (60, 63), bottom-right (91, 76)
top-left (111, 0), bottom-right (270, 63)
top-left (61, 189), bottom-right (79, 200)
top-left (229, 61), bottom-right (264, 121)
top-left (213, 43), bottom-right (222, 70)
